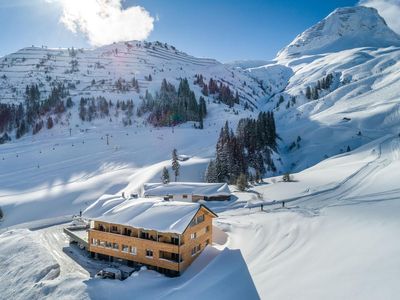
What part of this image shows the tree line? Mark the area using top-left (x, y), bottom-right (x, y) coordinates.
top-left (305, 73), bottom-right (334, 100)
top-left (138, 78), bottom-right (207, 128)
top-left (0, 83), bottom-right (72, 139)
top-left (205, 111), bottom-right (277, 185)
top-left (194, 74), bottom-right (240, 108)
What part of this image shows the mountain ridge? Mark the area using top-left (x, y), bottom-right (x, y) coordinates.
top-left (277, 6), bottom-right (400, 59)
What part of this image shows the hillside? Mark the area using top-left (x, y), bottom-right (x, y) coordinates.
top-left (1, 5), bottom-right (400, 299)
top-left (242, 7), bottom-right (400, 171)
top-left (0, 41), bottom-right (265, 107)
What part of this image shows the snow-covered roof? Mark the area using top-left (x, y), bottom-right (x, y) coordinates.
top-left (143, 182), bottom-right (231, 197)
top-left (83, 195), bottom-right (216, 234)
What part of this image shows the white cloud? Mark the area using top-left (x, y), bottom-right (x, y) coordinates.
top-left (48, 0), bottom-right (154, 46)
top-left (359, 0), bottom-right (400, 34)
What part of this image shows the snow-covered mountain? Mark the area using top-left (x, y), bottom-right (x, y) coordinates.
top-left (277, 6), bottom-right (400, 59)
top-left (0, 41), bottom-right (265, 108)
top-left (1, 6), bottom-right (400, 299)
top-left (242, 6), bottom-right (400, 171)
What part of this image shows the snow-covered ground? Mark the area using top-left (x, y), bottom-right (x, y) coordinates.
top-left (217, 135), bottom-right (400, 299)
top-left (1, 5), bottom-right (400, 299)
top-left (1, 134), bottom-right (400, 299)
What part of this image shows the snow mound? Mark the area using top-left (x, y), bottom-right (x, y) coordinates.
top-left (0, 229), bottom-right (86, 300)
top-left (277, 6), bottom-right (400, 59)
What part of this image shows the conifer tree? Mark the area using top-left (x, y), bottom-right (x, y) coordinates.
top-left (236, 173), bottom-right (248, 191)
top-left (172, 149), bottom-right (180, 182)
top-left (205, 159), bottom-right (218, 183)
top-left (161, 167), bottom-right (170, 184)
top-left (47, 116), bottom-right (54, 129)
top-left (305, 86), bottom-right (312, 99)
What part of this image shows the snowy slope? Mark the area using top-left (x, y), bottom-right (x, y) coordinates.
top-left (1, 131), bottom-right (399, 300)
top-left (217, 134), bottom-right (400, 299)
top-left (239, 7), bottom-right (400, 171)
top-left (0, 41), bottom-right (266, 108)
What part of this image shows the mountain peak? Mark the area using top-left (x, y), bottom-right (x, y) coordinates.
top-left (277, 6), bottom-right (400, 59)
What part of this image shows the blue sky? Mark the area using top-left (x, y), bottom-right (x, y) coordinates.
top-left (0, 0), bottom-right (363, 62)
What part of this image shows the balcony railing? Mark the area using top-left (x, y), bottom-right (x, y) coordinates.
top-left (91, 228), bottom-right (182, 246)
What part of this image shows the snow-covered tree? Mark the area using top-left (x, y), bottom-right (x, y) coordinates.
top-left (205, 159), bottom-right (218, 183)
top-left (161, 167), bottom-right (170, 184)
top-left (172, 149), bottom-right (180, 182)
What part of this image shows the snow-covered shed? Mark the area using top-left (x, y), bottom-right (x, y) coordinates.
top-left (142, 182), bottom-right (231, 202)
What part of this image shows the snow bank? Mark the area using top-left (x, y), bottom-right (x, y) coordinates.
top-left (0, 229), bottom-right (87, 300)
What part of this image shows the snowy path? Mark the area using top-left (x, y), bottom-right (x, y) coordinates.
top-left (38, 226), bottom-right (89, 278)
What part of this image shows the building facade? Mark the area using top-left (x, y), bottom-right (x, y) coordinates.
top-left (88, 204), bottom-right (217, 276)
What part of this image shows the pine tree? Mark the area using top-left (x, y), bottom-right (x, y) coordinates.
top-left (171, 148), bottom-right (180, 182)
top-left (305, 86), bottom-right (311, 100)
top-left (312, 87), bottom-right (319, 100)
top-left (47, 116), bottom-right (54, 129)
top-left (66, 97), bottom-right (73, 108)
top-left (161, 167), bottom-right (170, 184)
top-left (236, 173), bottom-right (248, 191)
top-left (205, 159), bottom-right (218, 183)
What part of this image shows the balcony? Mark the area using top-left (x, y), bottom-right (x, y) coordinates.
top-left (159, 250), bottom-right (182, 263)
top-left (89, 229), bottom-right (180, 252)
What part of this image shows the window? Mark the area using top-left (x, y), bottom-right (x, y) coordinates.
top-left (146, 249), bottom-right (153, 257)
top-left (190, 214), bottom-right (205, 227)
top-left (105, 241), bottom-right (112, 248)
top-left (130, 247), bottom-right (137, 255)
top-left (197, 214), bottom-right (205, 223)
top-left (191, 245), bottom-right (201, 256)
top-left (206, 225), bottom-right (210, 233)
top-left (171, 236), bottom-right (179, 245)
top-left (91, 239), bottom-right (98, 246)
top-left (99, 240), bottom-right (106, 247)
top-left (140, 231), bottom-right (149, 240)
top-left (123, 228), bottom-right (132, 236)
top-left (112, 243), bottom-right (119, 250)
top-left (122, 245), bottom-right (129, 253)
top-left (182, 195), bottom-right (188, 199)
top-left (206, 239), bottom-right (210, 246)
top-left (111, 225), bottom-right (118, 232)
top-left (171, 253), bottom-right (180, 262)
top-left (190, 232), bottom-right (197, 240)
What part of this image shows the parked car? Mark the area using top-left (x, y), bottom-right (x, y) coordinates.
top-left (95, 268), bottom-right (122, 280)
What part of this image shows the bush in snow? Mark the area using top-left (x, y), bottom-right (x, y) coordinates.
top-left (282, 173), bottom-right (292, 182)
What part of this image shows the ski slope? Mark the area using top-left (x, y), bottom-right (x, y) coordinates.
top-left (0, 114), bottom-right (245, 228)
top-left (0, 41), bottom-right (266, 108)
